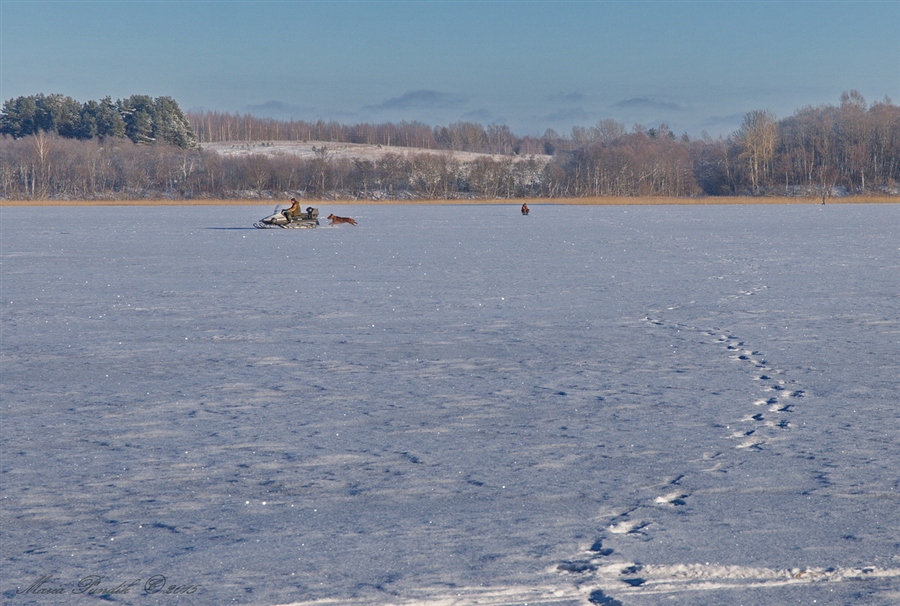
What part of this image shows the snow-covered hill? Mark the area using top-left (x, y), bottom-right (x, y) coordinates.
top-left (202, 139), bottom-right (551, 165)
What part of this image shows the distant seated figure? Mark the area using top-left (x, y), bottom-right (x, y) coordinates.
top-left (521, 202), bottom-right (530, 215)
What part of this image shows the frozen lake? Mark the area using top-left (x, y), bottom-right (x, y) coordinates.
top-left (2, 203), bottom-right (899, 605)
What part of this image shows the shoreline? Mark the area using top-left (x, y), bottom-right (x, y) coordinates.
top-left (1, 195), bottom-right (898, 207)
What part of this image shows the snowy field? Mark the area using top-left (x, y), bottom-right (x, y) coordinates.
top-left (2, 203), bottom-right (899, 606)
top-left (202, 140), bottom-right (551, 164)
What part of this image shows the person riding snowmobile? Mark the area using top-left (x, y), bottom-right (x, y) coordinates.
top-left (285, 197), bottom-right (301, 219)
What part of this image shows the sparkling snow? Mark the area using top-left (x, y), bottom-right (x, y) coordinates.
top-left (2, 203), bottom-right (898, 605)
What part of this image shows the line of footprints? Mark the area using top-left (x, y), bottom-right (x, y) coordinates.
top-left (646, 308), bottom-right (806, 452)
top-left (555, 307), bottom-right (807, 604)
top-left (720, 331), bottom-right (804, 450)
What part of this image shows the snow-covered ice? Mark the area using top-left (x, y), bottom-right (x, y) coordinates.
top-left (2, 203), bottom-right (898, 605)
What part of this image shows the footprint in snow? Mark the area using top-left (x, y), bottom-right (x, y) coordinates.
top-left (654, 491), bottom-right (688, 506)
top-left (561, 307), bottom-right (807, 601)
top-left (608, 519), bottom-right (649, 535)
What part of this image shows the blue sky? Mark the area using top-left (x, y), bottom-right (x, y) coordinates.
top-left (1, 0), bottom-right (898, 138)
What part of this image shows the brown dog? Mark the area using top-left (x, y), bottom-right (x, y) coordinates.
top-left (327, 213), bottom-right (357, 226)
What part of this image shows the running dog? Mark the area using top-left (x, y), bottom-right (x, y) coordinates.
top-left (327, 213), bottom-right (358, 226)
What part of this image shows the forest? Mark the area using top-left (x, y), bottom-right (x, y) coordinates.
top-left (1, 91), bottom-right (898, 201)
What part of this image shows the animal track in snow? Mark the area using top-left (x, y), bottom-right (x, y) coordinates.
top-left (706, 331), bottom-right (804, 451)
top-left (555, 292), bottom-right (822, 603)
top-left (653, 491), bottom-right (688, 506)
top-left (642, 313), bottom-right (805, 453)
top-left (608, 519), bottom-right (650, 535)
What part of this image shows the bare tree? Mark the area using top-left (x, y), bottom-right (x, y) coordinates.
top-left (736, 110), bottom-right (778, 193)
top-left (31, 130), bottom-right (54, 198)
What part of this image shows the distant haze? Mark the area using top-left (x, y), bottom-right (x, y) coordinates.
top-left (1, 1), bottom-right (898, 138)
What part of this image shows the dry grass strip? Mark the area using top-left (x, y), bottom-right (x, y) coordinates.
top-left (1, 196), bottom-right (898, 207)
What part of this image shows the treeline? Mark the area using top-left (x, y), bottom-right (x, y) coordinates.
top-left (190, 112), bottom-right (542, 156)
top-left (0, 94), bottom-right (196, 149)
top-left (0, 91), bottom-right (898, 200)
top-left (0, 134), bottom-right (547, 200)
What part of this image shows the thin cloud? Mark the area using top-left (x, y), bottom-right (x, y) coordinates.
top-left (613, 97), bottom-right (681, 111)
top-left (541, 106), bottom-right (591, 124)
top-left (366, 90), bottom-right (469, 112)
top-left (548, 91), bottom-right (587, 103)
top-left (698, 113), bottom-right (745, 136)
top-left (242, 100), bottom-right (358, 122)
top-left (700, 113), bottom-right (745, 127)
top-left (461, 108), bottom-right (503, 123)
top-left (243, 100), bottom-right (305, 118)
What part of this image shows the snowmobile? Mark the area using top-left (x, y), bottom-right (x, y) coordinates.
top-left (254, 205), bottom-right (320, 229)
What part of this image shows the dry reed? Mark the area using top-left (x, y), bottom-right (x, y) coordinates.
top-left (1, 196), bottom-right (898, 207)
